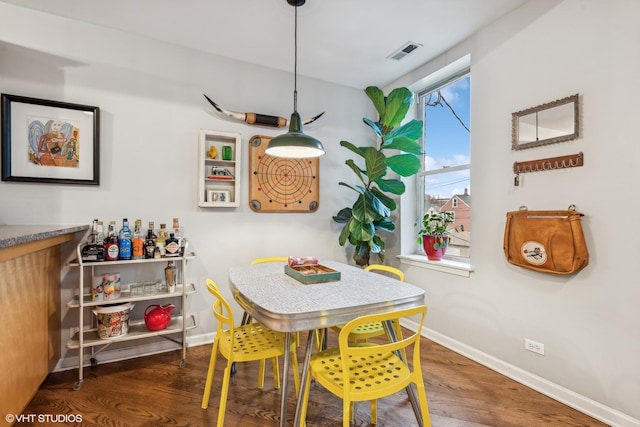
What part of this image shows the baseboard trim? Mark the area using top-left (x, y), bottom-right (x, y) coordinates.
top-left (400, 319), bottom-right (639, 427)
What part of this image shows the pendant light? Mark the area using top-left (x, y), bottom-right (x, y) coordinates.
top-left (265, 0), bottom-right (325, 158)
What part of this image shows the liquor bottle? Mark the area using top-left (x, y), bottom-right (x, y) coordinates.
top-left (155, 223), bottom-right (168, 256)
top-left (94, 220), bottom-right (106, 261)
top-left (96, 221), bottom-right (106, 246)
top-left (165, 233), bottom-right (180, 257)
top-left (147, 221), bottom-right (157, 240)
top-left (164, 260), bottom-right (177, 293)
top-left (172, 217), bottom-right (184, 253)
top-left (132, 219), bottom-right (145, 259)
top-left (81, 219), bottom-right (106, 262)
top-left (104, 221), bottom-right (120, 261)
top-left (144, 229), bottom-right (156, 259)
top-left (118, 218), bottom-right (132, 260)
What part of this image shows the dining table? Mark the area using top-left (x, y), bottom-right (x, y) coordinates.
top-left (228, 260), bottom-right (426, 427)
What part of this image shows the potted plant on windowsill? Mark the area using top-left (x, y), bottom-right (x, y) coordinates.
top-left (416, 208), bottom-right (455, 261)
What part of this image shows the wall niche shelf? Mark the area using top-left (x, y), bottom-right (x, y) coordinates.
top-left (198, 129), bottom-right (241, 207)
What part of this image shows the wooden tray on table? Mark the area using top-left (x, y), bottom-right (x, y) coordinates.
top-left (284, 264), bottom-right (341, 284)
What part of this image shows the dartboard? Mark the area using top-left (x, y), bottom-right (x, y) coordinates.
top-left (249, 135), bottom-right (319, 212)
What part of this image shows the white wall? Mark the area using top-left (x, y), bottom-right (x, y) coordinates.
top-left (0, 3), bottom-right (373, 367)
top-left (2, 1), bottom-right (639, 425)
top-left (393, 1), bottom-right (640, 425)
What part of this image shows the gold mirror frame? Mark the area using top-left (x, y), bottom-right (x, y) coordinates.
top-left (512, 94), bottom-right (579, 150)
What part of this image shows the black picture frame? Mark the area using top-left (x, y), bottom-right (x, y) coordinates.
top-left (1, 94), bottom-right (100, 185)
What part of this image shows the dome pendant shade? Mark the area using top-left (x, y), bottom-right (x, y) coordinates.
top-left (265, 0), bottom-right (325, 158)
top-left (265, 112), bottom-right (325, 158)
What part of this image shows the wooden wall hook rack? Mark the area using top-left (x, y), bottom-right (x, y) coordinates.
top-left (513, 152), bottom-right (584, 175)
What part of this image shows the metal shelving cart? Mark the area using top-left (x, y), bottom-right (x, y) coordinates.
top-left (66, 244), bottom-right (196, 390)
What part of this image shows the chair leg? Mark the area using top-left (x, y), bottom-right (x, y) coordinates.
top-left (370, 399), bottom-right (377, 424)
top-left (299, 366), bottom-right (313, 427)
top-left (272, 356), bottom-right (280, 389)
top-left (343, 398), bottom-right (351, 427)
top-left (201, 338), bottom-right (219, 409)
top-left (217, 363), bottom-right (232, 427)
top-left (258, 359), bottom-right (266, 388)
top-left (415, 381), bottom-right (432, 427)
top-left (291, 346), bottom-right (300, 395)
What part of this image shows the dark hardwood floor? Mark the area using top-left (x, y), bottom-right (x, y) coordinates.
top-left (22, 333), bottom-right (608, 426)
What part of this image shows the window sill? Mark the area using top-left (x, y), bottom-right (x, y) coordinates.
top-left (398, 254), bottom-right (473, 277)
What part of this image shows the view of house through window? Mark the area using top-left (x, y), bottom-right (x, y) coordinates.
top-left (418, 72), bottom-right (471, 259)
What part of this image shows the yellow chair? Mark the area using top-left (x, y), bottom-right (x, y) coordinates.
top-left (250, 256), bottom-right (289, 265)
top-left (241, 257), bottom-right (288, 325)
top-left (201, 279), bottom-right (300, 426)
top-left (299, 305), bottom-right (431, 427)
top-left (331, 264), bottom-right (405, 343)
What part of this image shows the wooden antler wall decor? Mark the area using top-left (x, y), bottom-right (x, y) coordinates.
top-left (203, 94), bottom-right (324, 128)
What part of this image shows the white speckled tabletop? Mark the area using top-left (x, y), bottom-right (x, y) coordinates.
top-left (228, 260), bottom-right (425, 333)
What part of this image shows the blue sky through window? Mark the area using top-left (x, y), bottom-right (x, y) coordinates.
top-left (423, 76), bottom-right (471, 199)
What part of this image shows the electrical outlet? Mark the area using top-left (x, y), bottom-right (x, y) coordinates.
top-left (70, 327), bottom-right (80, 338)
top-left (525, 338), bottom-right (545, 355)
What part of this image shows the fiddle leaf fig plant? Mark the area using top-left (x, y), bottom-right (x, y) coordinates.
top-left (333, 86), bottom-right (423, 266)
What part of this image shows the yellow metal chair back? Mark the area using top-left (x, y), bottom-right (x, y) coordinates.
top-left (332, 264), bottom-right (405, 343)
top-left (201, 279), bottom-right (300, 426)
top-left (250, 256), bottom-right (288, 264)
top-left (365, 264), bottom-right (405, 281)
top-left (300, 305), bottom-right (431, 427)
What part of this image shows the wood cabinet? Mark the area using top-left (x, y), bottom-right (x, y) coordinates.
top-left (198, 129), bottom-right (241, 207)
top-left (0, 231), bottom-right (76, 418)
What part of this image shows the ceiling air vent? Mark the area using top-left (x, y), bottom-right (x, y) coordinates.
top-left (387, 41), bottom-right (422, 61)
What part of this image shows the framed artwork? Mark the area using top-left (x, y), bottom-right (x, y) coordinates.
top-left (207, 190), bottom-right (231, 203)
top-left (1, 94), bottom-right (100, 185)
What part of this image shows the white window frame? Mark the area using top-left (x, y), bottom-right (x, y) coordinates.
top-left (398, 56), bottom-right (472, 277)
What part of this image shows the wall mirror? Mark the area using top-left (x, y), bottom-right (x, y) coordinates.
top-left (512, 93), bottom-right (579, 150)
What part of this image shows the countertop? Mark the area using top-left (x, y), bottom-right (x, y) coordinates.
top-left (0, 225), bottom-right (88, 249)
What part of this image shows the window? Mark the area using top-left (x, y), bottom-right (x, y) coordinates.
top-left (417, 71), bottom-right (471, 260)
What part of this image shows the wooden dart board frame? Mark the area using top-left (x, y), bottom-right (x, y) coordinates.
top-left (249, 135), bottom-right (319, 212)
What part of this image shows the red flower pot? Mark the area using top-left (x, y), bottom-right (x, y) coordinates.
top-left (422, 235), bottom-right (449, 261)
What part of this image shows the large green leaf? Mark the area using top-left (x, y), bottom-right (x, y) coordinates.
top-left (381, 137), bottom-right (423, 155)
top-left (363, 118), bottom-right (382, 138)
top-left (353, 242), bottom-right (372, 266)
top-left (386, 153), bottom-right (421, 177)
top-left (338, 181), bottom-right (364, 194)
top-left (351, 193), bottom-right (373, 223)
top-left (340, 140), bottom-right (365, 158)
top-left (338, 219), bottom-right (352, 246)
top-left (380, 87), bottom-right (413, 129)
top-left (375, 177), bottom-right (405, 195)
top-left (332, 207), bottom-right (352, 223)
top-left (362, 147), bottom-right (387, 182)
top-left (369, 191), bottom-right (391, 218)
top-left (365, 86), bottom-right (385, 118)
top-left (344, 159), bottom-right (366, 185)
top-left (349, 217), bottom-right (375, 241)
top-left (385, 119), bottom-right (423, 142)
top-left (373, 219), bottom-right (395, 232)
top-left (371, 186), bottom-right (397, 211)
top-left (369, 237), bottom-right (381, 254)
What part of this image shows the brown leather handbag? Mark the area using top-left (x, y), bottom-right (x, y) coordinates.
top-left (503, 206), bottom-right (589, 275)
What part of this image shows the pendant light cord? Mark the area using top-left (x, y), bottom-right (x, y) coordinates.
top-left (293, 4), bottom-right (298, 113)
